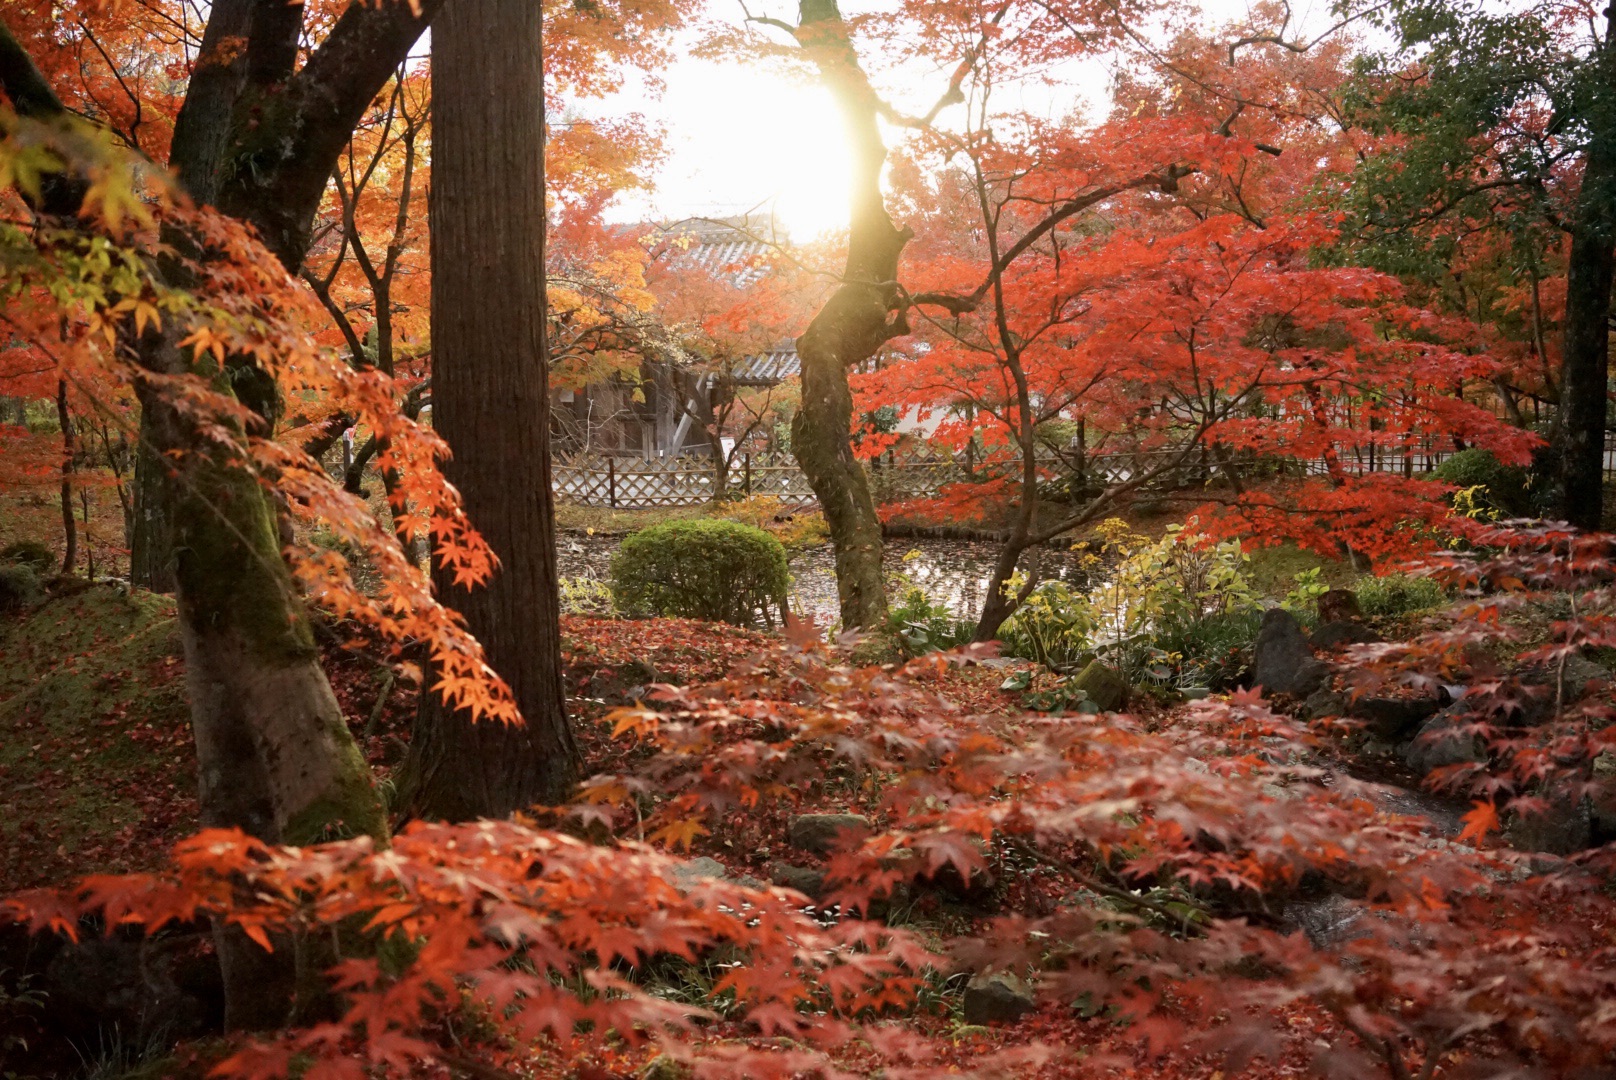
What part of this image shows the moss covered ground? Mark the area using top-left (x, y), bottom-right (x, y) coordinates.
top-left (0, 584), bottom-right (195, 892)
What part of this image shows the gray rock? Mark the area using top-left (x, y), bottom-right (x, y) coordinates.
top-left (962, 971), bottom-right (1036, 1024)
top-left (1071, 659), bottom-right (1128, 712)
top-left (1301, 688), bottom-right (1345, 720)
top-left (1252, 608), bottom-right (1329, 698)
top-left (769, 863), bottom-right (827, 899)
top-left (664, 856), bottom-right (730, 893)
top-left (1310, 620), bottom-right (1383, 650)
top-left (640, 1054), bottom-right (689, 1080)
top-left (1505, 795), bottom-right (1593, 855)
top-left (787, 813), bottom-right (872, 855)
top-left (42, 935), bottom-right (216, 1045)
top-left (1511, 655), bottom-right (1611, 723)
top-left (1282, 893), bottom-right (1367, 948)
top-left (1352, 692), bottom-right (1444, 741)
top-left (1403, 704), bottom-right (1487, 774)
top-left (1590, 786), bottom-right (1616, 841)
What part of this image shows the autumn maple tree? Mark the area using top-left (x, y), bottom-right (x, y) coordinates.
top-left (4, 0), bottom-right (1616, 1077)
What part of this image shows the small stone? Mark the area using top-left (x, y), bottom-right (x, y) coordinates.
top-left (1351, 692), bottom-right (1443, 741)
top-left (1282, 893), bottom-right (1367, 949)
top-left (962, 971), bottom-right (1036, 1025)
top-left (1310, 620), bottom-right (1383, 650)
top-left (787, 813), bottom-right (872, 855)
top-left (1071, 659), bottom-right (1128, 712)
top-left (1316, 589), bottom-right (1364, 624)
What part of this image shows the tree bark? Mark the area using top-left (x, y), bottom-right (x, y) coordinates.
top-left (3, 0), bottom-right (436, 1031)
top-left (398, 0), bottom-right (580, 820)
top-left (130, 441), bottom-right (175, 591)
top-left (56, 379), bottom-right (76, 576)
top-left (1557, 11), bottom-right (1616, 529)
top-left (787, 0), bottom-right (908, 630)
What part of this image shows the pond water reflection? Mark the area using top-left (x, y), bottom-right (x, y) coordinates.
top-left (556, 532), bottom-right (1097, 630)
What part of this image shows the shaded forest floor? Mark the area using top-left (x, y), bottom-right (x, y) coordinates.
top-left (0, 589), bottom-right (1024, 894)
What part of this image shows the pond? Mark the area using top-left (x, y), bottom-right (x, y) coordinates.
top-left (555, 532), bottom-right (1099, 629)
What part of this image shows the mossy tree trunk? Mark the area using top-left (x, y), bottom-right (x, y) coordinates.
top-left (0, 0), bottom-right (439, 1031)
top-left (397, 0), bottom-right (580, 820)
top-left (781, 0), bottom-right (918, 630)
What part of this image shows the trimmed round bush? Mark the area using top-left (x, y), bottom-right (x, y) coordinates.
top-left (1431, 448), bottom-right (1529, 516)
top-left (610, 519), bottom-right (790, 628)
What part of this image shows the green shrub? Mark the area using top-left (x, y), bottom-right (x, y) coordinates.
top-left (0, 563), bottom-right (44, 613)
top-left (1150, 607), bottom-right (1264, 691)
top-left (1355, 573), bottom-right (1448, 616)
top-left (1431, 448), bottom-right (1530, 516)
top-left (0, 539), bottom-right (54, 574)
top-left (610, 519), bottom-right (789, 628)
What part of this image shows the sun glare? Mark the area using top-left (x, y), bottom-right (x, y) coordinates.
top-left (604, 61), bottom-right (855, 241)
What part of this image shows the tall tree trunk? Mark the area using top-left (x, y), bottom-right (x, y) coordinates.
top-left (788, 0), bottom-right (905, 630)
top-left (1558, 13), bottom-right (1616, 529)
top-left (56, 379), bottom-right (76, 576)
top-left (3, 0), bottom-right (436, 1030)
top-left (398, 0), bottom-right (579, 820)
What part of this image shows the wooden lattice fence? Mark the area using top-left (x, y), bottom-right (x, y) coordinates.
top-left (552, 438), bottom-right (1616, 511)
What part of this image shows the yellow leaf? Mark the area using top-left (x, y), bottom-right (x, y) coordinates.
top-left (648, 819), bottom-right (709, 852)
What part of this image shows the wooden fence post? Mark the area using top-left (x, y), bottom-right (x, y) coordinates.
top-left (744, 452), bottom-right (752, 497)
top-left (608, 456), bottom-right (617, 508)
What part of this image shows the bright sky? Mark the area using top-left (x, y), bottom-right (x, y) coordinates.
top-left (592, 0), bottom-right (1355, 239)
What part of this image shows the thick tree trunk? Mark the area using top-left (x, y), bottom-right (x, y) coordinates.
top-left (1559, 228), bottom-right (1613, 528)
top-left (1558, 15), bottom-right (1616, 529)
top-left (788, 0), bottom-right (908, 630)
top-left (3, 0), bottom-right (434, 1032)
top-left (398, 0), bottom-right (579, 820)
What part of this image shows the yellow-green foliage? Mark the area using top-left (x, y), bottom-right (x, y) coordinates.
top-left (710, 496), bottom-right (828, 558)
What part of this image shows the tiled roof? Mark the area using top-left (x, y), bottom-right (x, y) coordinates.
top-left (730, 345), bottom-right (800, 386)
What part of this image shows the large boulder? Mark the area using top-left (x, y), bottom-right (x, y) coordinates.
top-left (1251, 608), bottom-right (1329, 698)
top-left (1403, 704), bottom-right (1487, 774)
top-left (1071, 659), bottom-right (1128, 712)
top-left (962, 971), bottom-right (1036, 1025)
top-left (787, 813), bottom-right (872, 855)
